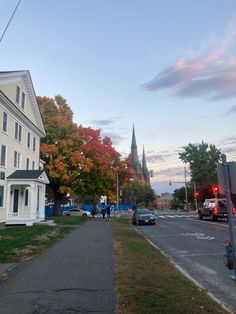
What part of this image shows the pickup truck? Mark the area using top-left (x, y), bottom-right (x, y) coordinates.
top-left (198, 198), bottom-right (236, 221)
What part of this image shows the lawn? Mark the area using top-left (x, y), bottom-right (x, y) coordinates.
top-left (0, 216), bottom-right (87, 262)
top-left (112, 219), bottom-right (228, 314)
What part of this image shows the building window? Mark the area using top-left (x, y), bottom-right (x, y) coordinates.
top-left (27, 132), bottom-right (31, 148)
top-left (14, 151), bottom-right (21, 168)
top-left (32, 161), bottom-right (35, 170)
top-left (26, 158), bottom-right (30, 170)
top-left (25, 189), bottom-right (29, 206)
top-left (15, 122), bottom-right (22, 142)
top-left (21, 92), bottom-right (25, 109)
top-left (0, 186), bottom-right (4, 207)
top-left (33, 137), bottom-right (36, 152)
top-left (0, 145), bottom-right (6, 167)
top-left (16, 86), bottom-right (20, 104)
top-left (2, 112), bottom-right (7, 133)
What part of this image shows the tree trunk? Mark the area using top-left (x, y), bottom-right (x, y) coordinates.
top-left (54, 195), bottom-right (63, 216)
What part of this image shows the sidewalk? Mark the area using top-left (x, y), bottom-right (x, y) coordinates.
top-left (0, 220), bottom-right (116, 314)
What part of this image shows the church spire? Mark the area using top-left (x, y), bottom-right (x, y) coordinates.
top-left (142, 146), bottom-right (148, 171)
top-left (131, 125), bottom-right (139, 169)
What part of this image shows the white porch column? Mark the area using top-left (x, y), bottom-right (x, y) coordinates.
top-left (39, 184), bottom-right (46, 219)
top-left (5, 183), bottom-right (12, 220)
top-left (29, 183), bottom-right (37, 220)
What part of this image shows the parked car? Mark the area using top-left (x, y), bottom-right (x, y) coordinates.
top-left (198, 198), bottom-right (236, 221)
top-left (62, 208), bottom-right (92, 217)
top-left (132, 208), bottom-right (156, 225)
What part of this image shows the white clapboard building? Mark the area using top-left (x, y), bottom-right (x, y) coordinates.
top-left (0, 71), bottom-right (49, 225)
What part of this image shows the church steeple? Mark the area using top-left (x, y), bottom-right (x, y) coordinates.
top-left (131, 125), bottom-right (139, 169)
top-left (130, 125), bottom-right (151, 184)
top-left (142, 146), bottom-right (147, 171)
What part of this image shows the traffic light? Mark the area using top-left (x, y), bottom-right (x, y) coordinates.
top-left (212, 186), bottom-right (219, 194)
top-left (194, 192), bottom-right (200, 197)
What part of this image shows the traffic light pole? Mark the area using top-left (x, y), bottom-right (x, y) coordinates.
top-left (193, 181), bottom-right (198, 211)
top-left (184, 167), bottom-right (188, 210)
top-left (222, 154), bottom-right (236, 280)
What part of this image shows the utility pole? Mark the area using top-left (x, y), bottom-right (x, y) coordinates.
top-left (222, 154), bottom-right (236, 280)
top-left (193, 181), bottom-right (198, 211)
top-left (116, 173), bottom-right (119, 211)
top-left (184, 167), bottom-right (188, 210)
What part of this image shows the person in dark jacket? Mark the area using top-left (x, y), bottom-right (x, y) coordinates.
top-left (91, 205), bottom-right (97, 218)
top-left (101, 207), bottom-right (106, 220)
top-left (106, 205), bottom-right (111, 220)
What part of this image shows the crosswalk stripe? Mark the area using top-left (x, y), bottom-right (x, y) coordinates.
top-left (156, 214), bottom-right (196, 219)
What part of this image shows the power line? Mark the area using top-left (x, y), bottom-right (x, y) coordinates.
top-left (0, 0), bottom-right (22, 44)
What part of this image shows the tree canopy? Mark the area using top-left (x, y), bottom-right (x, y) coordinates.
top-left (179, 141), bottom-right (221, 199)
top-left (38, 95), bottom-right (129, 215)
top-left (122, 180), bottom-right (156, 208)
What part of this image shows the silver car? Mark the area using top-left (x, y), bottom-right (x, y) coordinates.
top-left (62, 208), bottom-right (92, 217)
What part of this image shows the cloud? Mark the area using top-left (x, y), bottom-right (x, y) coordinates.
top-left (155, 167), bottom-right (184, 177)
top-left (143, 16), bottom-right (236, 100)
top-left (91, 118), bottom-right (115, 126)
top-left (147, 152), bottom-right (172, 163)
top-left (225, 104), bottom-right (236, 115)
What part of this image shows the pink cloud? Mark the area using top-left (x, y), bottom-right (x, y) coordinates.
top-left (144, 16), bottom-right (236, 100)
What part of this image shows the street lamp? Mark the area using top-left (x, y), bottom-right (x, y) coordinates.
top-left (116, 173), bottom-right (119, 211)
top-left (116, 172), bottom-right (124, 211)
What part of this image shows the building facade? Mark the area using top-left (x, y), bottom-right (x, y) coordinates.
top-left (0, 71), bottom-right (49, 225)
top-left (130, 126), bottom-right (150, 185)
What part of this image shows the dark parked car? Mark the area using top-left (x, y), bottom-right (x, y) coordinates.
top-left (132, 208), bottom-right (156, 225)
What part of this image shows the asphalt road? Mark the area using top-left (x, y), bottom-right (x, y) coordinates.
top-left (137, 211), bottom-right (236, 312)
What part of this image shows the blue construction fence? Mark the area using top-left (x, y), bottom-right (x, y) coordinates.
top-left (45, 204), bottom-right (135, 217)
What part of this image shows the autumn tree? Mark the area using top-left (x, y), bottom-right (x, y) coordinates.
top-left (38, 95), bottom-right (92, 215)
top-left (75, 126), bottom-right (127, 202)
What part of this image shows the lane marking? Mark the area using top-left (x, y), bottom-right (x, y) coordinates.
top-left (180, 253), bottom-right (222, 257)
top-left (182, 232), bottom-right (215, 240)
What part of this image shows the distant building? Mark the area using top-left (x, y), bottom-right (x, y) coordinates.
top-left (130, 125), bottom-right (150, 185)
top-left (156, 194), bottom-right (174, 209)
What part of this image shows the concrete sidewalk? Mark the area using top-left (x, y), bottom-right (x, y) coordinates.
top-left (0, 220), bottom-right (116, 314)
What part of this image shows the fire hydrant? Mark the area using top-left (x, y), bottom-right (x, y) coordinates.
top-left (224, 239), bottom-right (234, 269)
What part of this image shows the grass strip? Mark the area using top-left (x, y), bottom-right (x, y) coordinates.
top-left (112, 219), bottom-right (228, 314)
top-left (47, 215), bottom-right (87, 225)
top-left (0, 224), bottom-right (73, 262)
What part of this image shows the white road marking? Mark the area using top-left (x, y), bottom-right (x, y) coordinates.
top-left (182, 232), bottom-right (215, 240)
top-left (194, 263), bottom-right (217, 275)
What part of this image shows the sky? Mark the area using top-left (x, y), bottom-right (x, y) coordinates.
top-left (1, 0), bottom-right (236, 194)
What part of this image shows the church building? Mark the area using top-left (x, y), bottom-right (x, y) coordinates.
top-left (130, 126), bottom-right (150, 185)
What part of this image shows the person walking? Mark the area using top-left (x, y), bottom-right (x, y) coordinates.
top-left (101, 207), bottom-right (106, 220)
top-left (91, 205), bottom-right (97, 218)
top-left (106, 205), bottom-right (111, 220)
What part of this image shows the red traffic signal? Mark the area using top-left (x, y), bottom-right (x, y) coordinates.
top-left (194, 192), bottom-right (200, 197)
top-left (212, 186), bottom-right (219, 193)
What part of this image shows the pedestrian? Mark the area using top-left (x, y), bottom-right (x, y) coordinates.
top-left (101, 207), bottom-right (106, 220)
top-left (106, 205), bottom-right (111, 220)
top-left (91, 205), bottom-right (97, 218)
